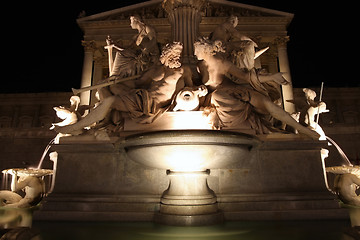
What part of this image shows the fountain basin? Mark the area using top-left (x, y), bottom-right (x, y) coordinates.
top-left (124, 130), bottom-right (258, 171)
top-left (124, 130), bottom-right (259, 225)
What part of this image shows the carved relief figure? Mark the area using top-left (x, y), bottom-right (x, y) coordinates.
top-left (194, 38), bottom-right (319, 139)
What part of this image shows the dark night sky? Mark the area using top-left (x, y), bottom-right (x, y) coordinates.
top-left (1, 1), bottom-right (356, 93)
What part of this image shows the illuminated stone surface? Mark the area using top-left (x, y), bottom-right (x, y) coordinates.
top-left (34, 132), bottom-right (347, 223)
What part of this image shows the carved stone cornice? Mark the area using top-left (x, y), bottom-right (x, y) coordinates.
top-left (273, 36), bottom-right (290, 46)
top-left (81, 40), bottom-right (97, 52)
top-left (162, 0), bottom-right (207, 13)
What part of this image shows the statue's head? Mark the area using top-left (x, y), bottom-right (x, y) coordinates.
top-left (160, 42), bottom-right (183, 68)
top-left (130, 15), bottom-right (145, 30)
top-left (303, 88), bottom-right (316, 101)
top-left (194, 37), bottom-right (225, 60)
top-left (70, 96), bottom-right (80, 110)
top-left (228, 15), bottom-right (238, 28)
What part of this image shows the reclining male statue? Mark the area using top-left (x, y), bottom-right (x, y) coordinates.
top-left (55, 42), bottom-right (193, 134)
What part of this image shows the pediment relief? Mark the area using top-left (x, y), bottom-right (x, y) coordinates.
top-left (77, 0), bottom-right (293, 24)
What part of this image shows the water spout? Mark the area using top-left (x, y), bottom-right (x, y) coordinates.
top-left (37, 138), bottom-right (55, 169)
top-left (326, 136), bottom-right (352, 166)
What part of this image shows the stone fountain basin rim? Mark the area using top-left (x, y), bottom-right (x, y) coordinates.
top-left (122, 130), bottom-right (260, 171)
top-left (2, 168), bottom-right (54, 177)
top-left (122, 130), bottom-right (261, 148)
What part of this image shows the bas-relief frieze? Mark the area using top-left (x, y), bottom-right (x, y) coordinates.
top-left (80, 1), bottom-right (279, 23)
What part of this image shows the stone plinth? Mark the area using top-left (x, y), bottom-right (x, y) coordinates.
top-left (34, 133), bottom-right (347, 222)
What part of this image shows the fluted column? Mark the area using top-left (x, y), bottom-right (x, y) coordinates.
top-left (163, 0), bottom-right (207, 62)
top-left (274, 36), bottom-right (295, 114)
top-left (80, 40), bottom-right (96, 106)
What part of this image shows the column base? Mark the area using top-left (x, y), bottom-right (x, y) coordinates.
top-left (156, 170), bottom-right (223, 225)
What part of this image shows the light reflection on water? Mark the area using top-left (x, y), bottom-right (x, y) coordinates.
top-left (31, 220), bottom-right (350, 240)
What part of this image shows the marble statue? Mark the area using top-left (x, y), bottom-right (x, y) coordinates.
top-left (55, 42), bottom-right (194, 134)
top-left (289, 88), bottom-right (329, 140)
top-left (327, 166), bottom-right (360, 206)
top-left (50, 106), bottom-right (77, 130)
top-left (210, 15), bottom-right (280, 102)
top-left (301, 88), bottom-right (328, 140)
top-left (0, 169), bottom-right (52, 208)
top-left (52, 4), bottom-right (321, 141)
top-left (210, 15), bottom-right (257, 70)
top-left (51, 95), bottom-right (93, 141)
top-left (108, 15), bottom-right (159, 78)
top-left (101, 16), bottom-right (160, 101)
top-left (194, 38), bottom-right (319, 139)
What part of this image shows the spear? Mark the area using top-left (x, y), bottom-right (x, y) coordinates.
top-left (72, 74), bottom-right (141, 95)
top-left (315, 82), bottom-right (324, 128)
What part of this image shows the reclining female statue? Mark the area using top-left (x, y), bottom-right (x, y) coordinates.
top-left (194, 38), bottom-right (319, 139)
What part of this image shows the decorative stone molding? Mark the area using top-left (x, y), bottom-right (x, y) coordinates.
top-left (163, 0), bottom-right (207, 58)
top-left (81, 40), bottom-right (97, 52)
top-left (162, 0), bottom-right (207, 13)
top-left (273, 36), bottom-right (290, 46)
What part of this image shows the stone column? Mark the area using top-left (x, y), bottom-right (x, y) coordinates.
top-left (91, 57), bottom-right (105, 105)
top-left (162, 0), bottom-right (207, 62)
top-left (80, 40), bottom-right (96, 106)
top-left (274, 36), bottom-right (295, 114)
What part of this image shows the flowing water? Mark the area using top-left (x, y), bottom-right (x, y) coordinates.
top-left (36, 138), bottom-right (55, 169)
top-left (326, 136), bottom-right (352, 166)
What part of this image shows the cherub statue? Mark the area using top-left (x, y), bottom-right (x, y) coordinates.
top-left (298, 88), bottom-right (329, 140)
top-left (326, 165), bottom-right (360, 206)
top-left (194, 38), bottom-right (319, 139)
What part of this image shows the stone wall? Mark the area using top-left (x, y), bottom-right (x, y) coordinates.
top-left (0, 92), bottom-right (71, 171)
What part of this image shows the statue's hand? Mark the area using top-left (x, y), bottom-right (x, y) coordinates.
top-left (197, 85), bottom-right (208, 97)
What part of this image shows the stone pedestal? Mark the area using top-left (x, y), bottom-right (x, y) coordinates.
top-left (156, 170), bottom-right (222, 225)
top-left (34, 133), bottom-right (348, 223)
